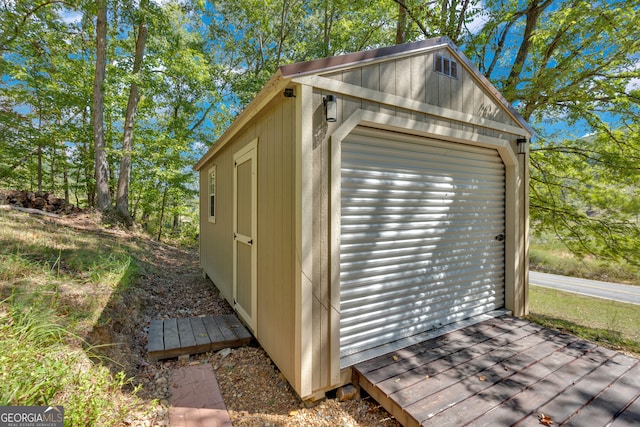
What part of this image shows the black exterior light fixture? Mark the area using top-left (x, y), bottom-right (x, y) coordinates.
top-left (517, 138), bottom-right (529, 155)
top-left (323, 95), bottom-right (337, 122)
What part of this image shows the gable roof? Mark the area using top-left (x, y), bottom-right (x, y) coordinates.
top-left (194, 37), bottom-right (534, 171)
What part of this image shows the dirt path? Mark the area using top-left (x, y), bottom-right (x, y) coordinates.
top-left (95, 232), bottom-right (399, 426)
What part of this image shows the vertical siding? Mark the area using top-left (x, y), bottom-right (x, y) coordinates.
top-left (395, 57), bottom-right (413, 121)
top-left (256, 97), bottom-right (297, 385)
top-left (311, 89), bottom-right (331, 391)
top-left (379, 61), bottom-right (397, 117)
top-left (322, 48), bottom-right (521, 132)
top-left (409, 54), bottom-right (427, 122)
top-left (361, 64), bottom-right (380, 113)
top-left (342, 68), bottom-right (363, 119)
top-left (200, 95), bottom-right (298, 389)
top-left (200, 145), bottom-right (236, 302)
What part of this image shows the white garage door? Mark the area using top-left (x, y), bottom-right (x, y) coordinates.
top-left (339, 127), bottom-right (506, 364)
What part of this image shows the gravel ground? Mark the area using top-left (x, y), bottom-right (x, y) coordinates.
top-left (94, 233), bottom-right (401, 427)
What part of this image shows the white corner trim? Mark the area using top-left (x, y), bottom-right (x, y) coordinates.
top-left (333, 109), bottom-right (518, 166)
top-left (296, 84), bottom-right (314, 398)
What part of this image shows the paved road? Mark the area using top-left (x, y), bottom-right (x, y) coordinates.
top-left (530, 271), bottom-right (640, 305)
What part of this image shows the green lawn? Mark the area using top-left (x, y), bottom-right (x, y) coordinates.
top-left (527, 285), bottom-right (640, 357)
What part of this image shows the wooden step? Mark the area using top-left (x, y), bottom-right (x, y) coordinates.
top-left (148, 315), bottom-right (251, 361)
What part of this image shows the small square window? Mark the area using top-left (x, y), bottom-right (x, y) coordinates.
top-left (208, 165), bottom-right (216, 223)
top-left (435, 56), bottom-right (443, 73)
top-left (434, 54), bottom-right (458, 79)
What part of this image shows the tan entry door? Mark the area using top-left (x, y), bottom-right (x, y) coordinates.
top-left (233, 140), bottom-right (257, 334)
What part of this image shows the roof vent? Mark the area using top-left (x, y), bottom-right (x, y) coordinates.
top-left (434, 54), bottom-right (458, 79)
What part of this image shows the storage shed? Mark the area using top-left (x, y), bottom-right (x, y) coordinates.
top-left (194, 37), bottom-right (534, 401)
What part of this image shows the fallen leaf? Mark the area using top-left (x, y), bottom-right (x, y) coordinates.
top-left (478, 375), bottom-right (486, 381)
top-left (392, 354), bottom-right (399, 361)
top-left (538, 413), bottom-right (554, 426)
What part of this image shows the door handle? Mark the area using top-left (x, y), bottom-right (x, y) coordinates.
top-left (234, 232), bottom-right (253, 245)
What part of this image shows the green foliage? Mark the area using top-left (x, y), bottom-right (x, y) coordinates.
top-left (530, 128), bottom-right (640, 265)
top-left (462, 0), bottom-right (640, 265)
top-left (205, 0), bottom-right (398, 110)
top-left (2, 0), bottom-right (639, 259)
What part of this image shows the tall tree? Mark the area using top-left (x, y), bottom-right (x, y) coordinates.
top-left (392, 0), bottom-right (481, 44)
top-left (92, 0), bottom-right (111, 210)
top-left (464, 0), bottom-right (640, 264)
top-left (116, 0), bottom-right (149, 219)
top-left (207, 0), bottom-right (395, 113)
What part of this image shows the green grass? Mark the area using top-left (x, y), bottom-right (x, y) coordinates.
top-left (528, 233), bottom-right (640, 355)
top-left (0, 210), bottom-right (148, 426)
top-left (527, 285), bottom-right (640, 357)
top-left (0, 304), bottom-right (137, 425)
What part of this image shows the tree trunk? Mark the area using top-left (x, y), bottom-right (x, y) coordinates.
top-left (396, 0), bottom-right (407, 44)
top-left (503, 0), bottom-right (554, 102)
top-left (172, 213), bottom-right (179, 233)
top-left (51, 143), bottom-right (55, 194)
top-left (62, 145), bottom-right (69, 203)
top-left (37, 108), bottom-right (42, 192)
top-left (37, 143), bottom-right (42, 192)
top-left (116, 0), bottom-right (148, 219)
top-left (132, 188), bottom-right (143, 220)
top-left (93, 0), bottom-right (111, 210)
top-left (157, 184), bottom-right (168, 241)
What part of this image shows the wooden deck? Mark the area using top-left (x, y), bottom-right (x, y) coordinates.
top-left (353, 315), bottom-right (640, 427)
top-left (148, 315), bottom-right (251, 361)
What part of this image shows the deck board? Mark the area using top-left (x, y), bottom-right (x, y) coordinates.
top-left (177, 318), bottom-right (197, 352)
top-left (353, 315), bottom-right (640, 427)
top-left (147, 319), bottom-right (164, 353)
top-left (191, 317), bottom-right (211, 347)
top-left (203, 315), bottom-right (226, 344)
top-left (609, 392), bottom-right (640, 427)
top-left (502, 352), bottom-right (632, 425)
top-left (147, 315), bottom-right (251, 361)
